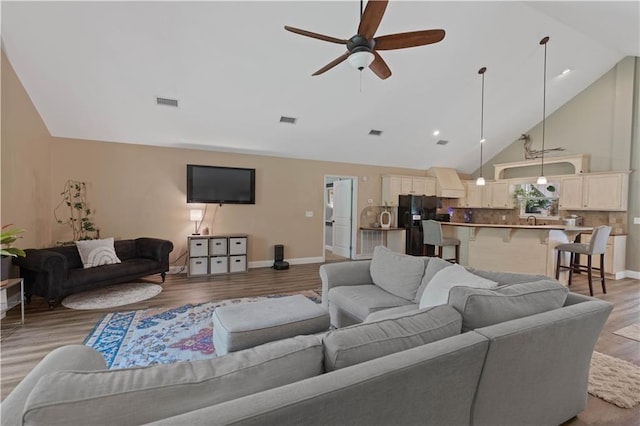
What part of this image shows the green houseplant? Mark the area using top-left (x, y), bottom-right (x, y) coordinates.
top-left (54, 180), bottom-right (99, 245)
top-left (1, 225), bottom-right (25, 281)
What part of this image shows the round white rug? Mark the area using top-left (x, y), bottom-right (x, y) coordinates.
top-left (61, 283), bottom-right (163, 310)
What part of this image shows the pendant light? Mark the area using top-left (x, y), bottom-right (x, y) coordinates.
top-left (537, 36), bottom-right (549, 186)
top-left (476, 66), bottom-right (487, 186)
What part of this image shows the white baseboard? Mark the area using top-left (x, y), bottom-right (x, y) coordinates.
top-left (355, 254), bottom-right (373, 260)
top-left (248, 256), bottom-right (325, 269)
top-left (624, 270), bottom-right (640, 279)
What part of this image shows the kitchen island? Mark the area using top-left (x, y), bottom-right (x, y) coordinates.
top-left (441, 223), bottom-right (591, 277)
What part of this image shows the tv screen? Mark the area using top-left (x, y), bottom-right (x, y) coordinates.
top-left (187, 165), bottom-right (255, 204)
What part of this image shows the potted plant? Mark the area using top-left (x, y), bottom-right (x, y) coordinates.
top-left (54, 180), bottom-right (99, 245)
top-left (1, 225), bottom-right (25, 281)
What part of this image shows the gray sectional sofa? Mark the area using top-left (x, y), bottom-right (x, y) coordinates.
top-left (1, 247), bottom-right (612, 426)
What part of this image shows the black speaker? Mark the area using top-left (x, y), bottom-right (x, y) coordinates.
top-left (273, 244), bottom-right (289, 270)
top-left (274, 244), bottom-right (284, 262)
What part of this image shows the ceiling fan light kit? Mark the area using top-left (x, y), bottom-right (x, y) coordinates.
top-left (284, 0), bottom-right (445, 80)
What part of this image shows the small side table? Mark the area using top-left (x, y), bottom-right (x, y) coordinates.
top-left (1, 278), bottom-right (25, 324)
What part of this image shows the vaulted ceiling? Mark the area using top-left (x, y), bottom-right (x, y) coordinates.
top-left (2, 1), bottom-right (638, 172)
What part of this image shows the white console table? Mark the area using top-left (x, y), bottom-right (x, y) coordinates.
top-left (187, 234), bottom-right (248, 277)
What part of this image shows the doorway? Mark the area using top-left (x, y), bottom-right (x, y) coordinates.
top-left (323, 175), bottom-right (358, 261)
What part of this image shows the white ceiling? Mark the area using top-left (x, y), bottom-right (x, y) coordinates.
top-left (2, 1), bottom-right (639, 172)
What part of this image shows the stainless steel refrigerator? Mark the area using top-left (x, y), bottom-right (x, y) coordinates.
top-left (398, 195), bottom-right (438, 255)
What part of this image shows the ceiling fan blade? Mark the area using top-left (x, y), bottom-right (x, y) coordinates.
top-left (284, 26), bottom-right (348, 45)
top-left (369, 51), bottom-right (392, 80)
top-left (358, 0), bottom-right (389, 40)
top-left (374, 29), bottom-right (446, 50)
top-left (312, 52), bottom-right (350, 76)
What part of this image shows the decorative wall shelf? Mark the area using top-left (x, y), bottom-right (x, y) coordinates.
top-left (494, 154), bottom-right (590, 180)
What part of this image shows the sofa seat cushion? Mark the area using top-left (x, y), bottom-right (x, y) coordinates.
top-left (369, 246), bottom-right (427, 301)
top-left (419, 264), bottom-right (498, 309)
top-left (448, 279), bottom-right (570, 331)
top-left (364, 305), bottom-right (420, 322)
top-left (323, 305), bottom-right (462, 371)
top-left (64, 258), bottom-right (160, 288)
top-left (22, 335), bottom-right (324, 426)
top-left (328, 285), bottom-right (414, 322)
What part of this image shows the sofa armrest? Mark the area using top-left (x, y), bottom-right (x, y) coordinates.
top-left (0, 345), bottom-right (106, 426)
top-left (319, 261), bottom-right (373, 308)
top-left (135, 238), bottom-right (174, 268)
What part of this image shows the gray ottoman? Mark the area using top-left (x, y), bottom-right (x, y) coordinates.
top-left (212, 294), bottom-right (330, 355)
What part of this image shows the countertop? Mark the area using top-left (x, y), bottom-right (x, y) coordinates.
top-left (442, 223), bottom-right (592, 232)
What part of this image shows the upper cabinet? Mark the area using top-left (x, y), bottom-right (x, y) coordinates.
top-left (381, 175), bottom-right (436, 206)
top-left (556, 172), bottom-right (629, 211)
top-left (460, 181), bottom-right (484, 208)
top-left (490, 181), bottom-right (513, 208)
top-left (582, 172), bottom-right (629, 211)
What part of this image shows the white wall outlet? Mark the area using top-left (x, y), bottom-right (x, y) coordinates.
top-left (367, 198), bottom-right (373, 204)
top-left (305, 211), bottom-right (313, 218)
top-left (634, 217), bottom-right (640, 225)
top-left (501, 215), bottom-right (506, 221)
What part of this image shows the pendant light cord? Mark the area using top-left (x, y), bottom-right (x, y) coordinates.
top-left (478, 67), bottom-right (487, 180)
top-left (540, 36), bottom-right (549, 177)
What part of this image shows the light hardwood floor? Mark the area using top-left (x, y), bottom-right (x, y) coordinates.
top-left (1, 263), bottom-right (638, 425)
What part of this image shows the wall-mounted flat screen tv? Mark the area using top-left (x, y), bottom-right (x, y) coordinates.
top-left (187, 164), bottom-right (255, 204)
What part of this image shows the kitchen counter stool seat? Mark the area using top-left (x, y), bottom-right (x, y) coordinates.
top-left (422, 220), bottom-right (460, 264)
top-left (555, 225), bottom-right (611, 296)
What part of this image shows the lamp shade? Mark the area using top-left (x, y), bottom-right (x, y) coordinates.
top-left (190, 209), bottom-right (203, 222)
top-left (476, 177), bottom-right (486, 186)
top-left (347, 51), bottom-right (375, 70)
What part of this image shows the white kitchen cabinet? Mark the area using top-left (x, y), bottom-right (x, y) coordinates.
top-left (461, 181), bottom-right (484, 208)
top-left (188, 234), bottom-right (248, 277)
top-left (490, 181), bottom-right (513, 208)
top-left (582, 172), bottom-right (629, 211)
top-left (558, 175), bottom-right (583, 210)
top-left (578, 234), bottom-right (627, 279)
top-left (382, 175), bottom-right (436, 206)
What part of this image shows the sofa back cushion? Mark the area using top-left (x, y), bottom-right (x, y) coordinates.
top-left (419, 264), bottom-right (498, 309)
top-left (22, 335), bottom-right (323, 426)
top-left (43, 245), bottom-right (84, 270)
top-left (114, 239), bottom-right (138, 261)
top-left (369, 246), bottom-right (426, 301)
top-left (448, 279), bottom-right (569, 331)
top-left (323, 304), bottom-right (462, 371)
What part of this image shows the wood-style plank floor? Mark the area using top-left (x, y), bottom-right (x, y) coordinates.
top-left (1, 262), bottom-right (638, 425)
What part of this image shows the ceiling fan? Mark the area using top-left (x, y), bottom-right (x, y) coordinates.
top-left (284, 0), bottom-right (445, 79)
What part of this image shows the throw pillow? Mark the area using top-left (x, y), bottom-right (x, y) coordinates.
top-left (369, 246), bottom-right (426, 301)
top-left (414, 257), bottom-right (452, 303)
top-left (448, 279), bottom-right (569, 331)
top-left (323, 304), bottom-right (462, 371)
top-left (418, 264), bottom-right (498, 309)
top-left (75, 237), bottom-right (122, 269)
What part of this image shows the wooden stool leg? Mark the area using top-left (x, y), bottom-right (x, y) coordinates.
top-left (587, 255), bottom-right (594, 296)
top-left (600, 253), bottom-right (607, 294)
top-left (455, 245), bottom-right (460, 264)
top-left (555, 250), bottom-right (562, 279)
top-left (568, 253), bottom-right (574, 286)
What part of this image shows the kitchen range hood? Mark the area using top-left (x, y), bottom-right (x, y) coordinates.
top-left (427, 167), bottom-right (465, 198)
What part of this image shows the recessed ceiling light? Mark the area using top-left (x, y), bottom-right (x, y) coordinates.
top-left (369, 129), bottom-right (383, 136)
top-left (560, 68), bottom-right (571, 76)
top-left (279, 116), bottom-right (297, 124)
top-left (433, 130), bottom-right (440, 136)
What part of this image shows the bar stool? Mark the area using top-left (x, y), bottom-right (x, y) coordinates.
top-left (422, 220), bottom-right (460, 263)
top-left (555, 225), bottom-right (611, 296)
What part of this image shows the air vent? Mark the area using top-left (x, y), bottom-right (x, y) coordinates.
top-left (280, 116), bottom-right (297, 124)
top-left (156, 97), bottom-right (178, 107)
top-left (436, 139), bottom-right (449, 145)
top-left (369, 129), bottom-right (383, 136)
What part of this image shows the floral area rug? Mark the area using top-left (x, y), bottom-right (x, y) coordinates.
top-left (83, 290), bottom-right (321, 369)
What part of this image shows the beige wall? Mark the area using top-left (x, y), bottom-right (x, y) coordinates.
top-left (627, 58), bottom-right (640, 272)
top-left (47, 138), bottom-right (419, 264)
top-left (1, 51), bottom-right (52, 249)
